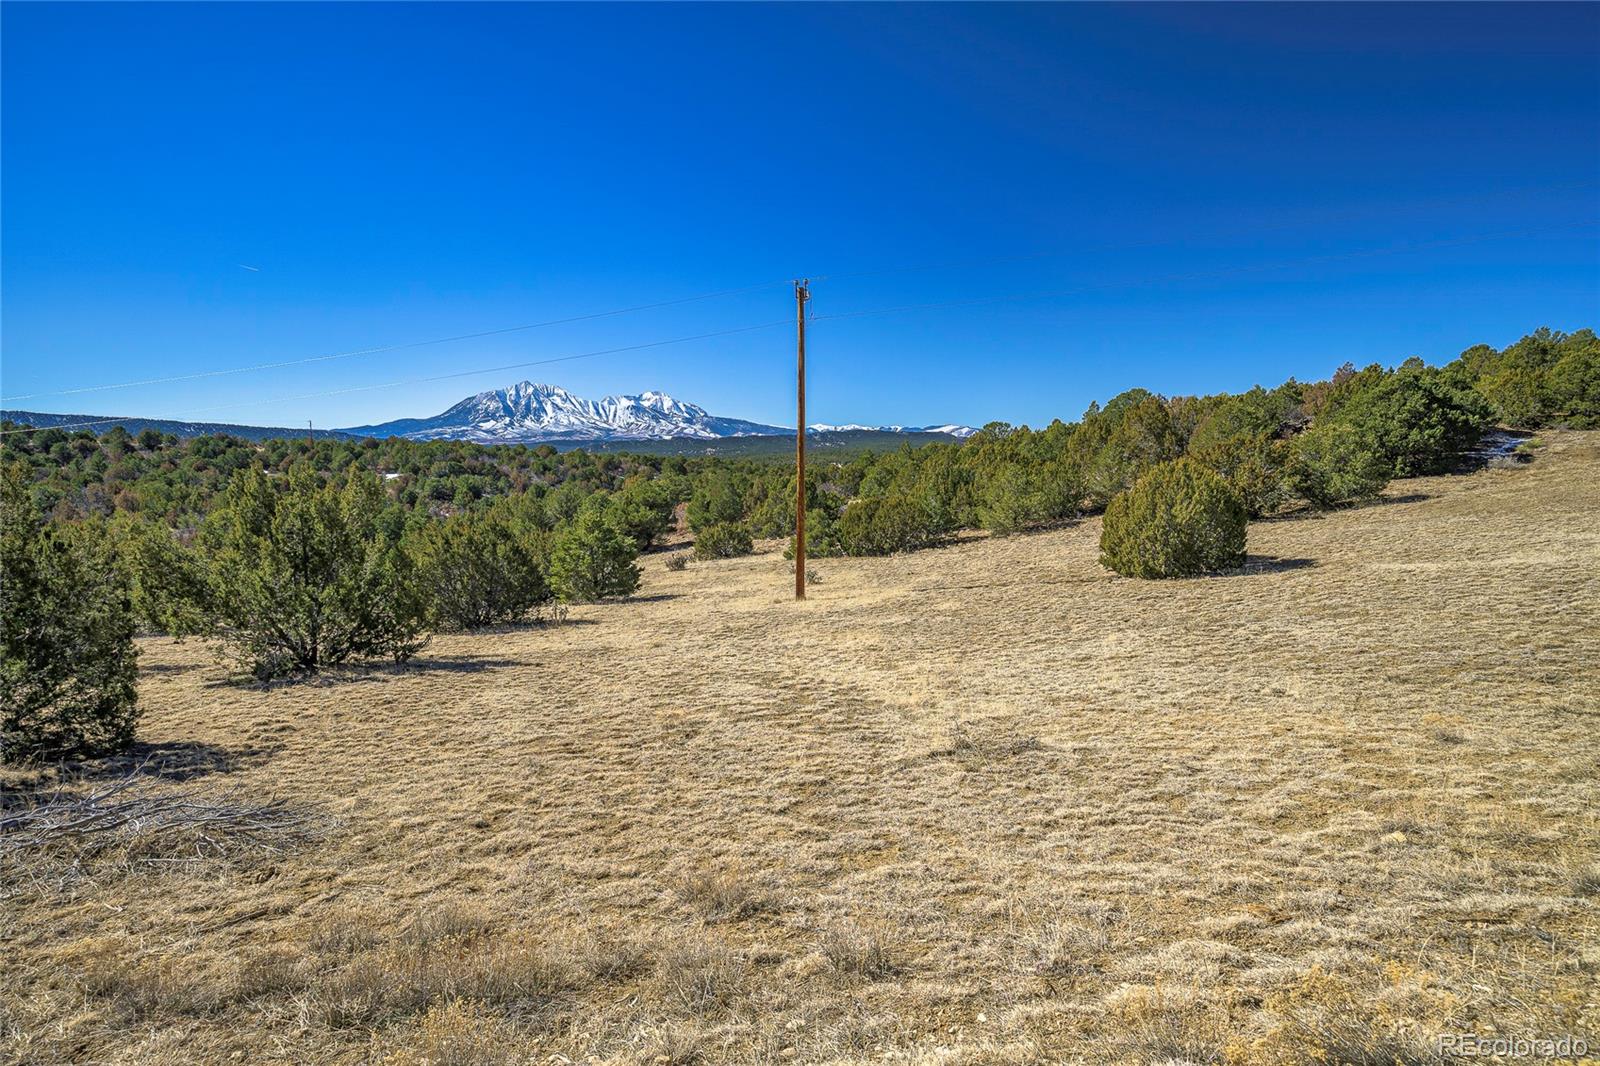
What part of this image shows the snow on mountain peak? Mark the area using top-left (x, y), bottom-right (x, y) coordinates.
top-left (808, 421), bottom-right (979, 437)
top-left (340, 382), bottom-right (974, 445)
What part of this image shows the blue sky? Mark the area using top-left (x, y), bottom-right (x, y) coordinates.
top-left (3, 2), bottom-right (1596, 431)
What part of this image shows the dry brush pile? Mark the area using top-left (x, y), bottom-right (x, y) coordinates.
top-left (2, 767), bottom-right (332, 893)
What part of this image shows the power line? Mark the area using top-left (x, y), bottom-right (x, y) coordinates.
top-left (3, 218), bottom-right (1590, 437)
top-left (808, 222), bottom-right (1600, 324)
top-left (0, 278), bottom-right (794, 403)
top-left (0, 319), bottom-right (791, 436)
top-left (805, 180), bottom-right (1600, 286)
top-left (14, 179), bottom-right (1593, 406)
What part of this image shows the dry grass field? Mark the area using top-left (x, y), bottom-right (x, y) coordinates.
top-left (4, 433), bottom-right (1598, 1066)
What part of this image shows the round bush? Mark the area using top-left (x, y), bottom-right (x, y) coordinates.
top-left (1098, 458), bottom-right (1247, 578)
top-left (1286, 420), bottom-right (1392, 509)
top-left (836, 494), bottom-right (941, 556)
top-left (549, 510), bottom-right (641, 603)
top-left (693, 521), bottom-right (754, 561)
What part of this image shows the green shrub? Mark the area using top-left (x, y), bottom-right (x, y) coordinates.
top-left (1098, 459), bottom-right (1247, 578)
top-left (1334, 363), bottom-right (1491, 476)
top-left (975, 457), bottom-right (1085, 535)
top-left (2, 464), bottom-right (140, 761)
top-left (186, 464), bottom-right (428, 679)
top-left (605, 482), bottom-right (675, 550)
top-left (549, 510), bottom-right (640, 603)
top-left (1286, 421), bottom-right (1393, 509)
top-left (1188, 431), bottom-right (1290, 518)
top-left (692, 522), bottom-right (754, 561)
top-left (106, 513), bottom-right (210, 635)
top-left (836, 494), bottom-right (942, 556)
top-left (784, 509), bottom-right (844, 560)
top-left (405, 504), bottom-right (550, 630)
top-left (747, 471), bottom-right (842, 540)
top-left (685, 472), bottom-right (745, 533)
top-left (976, 466), bottom-right (1039, 535)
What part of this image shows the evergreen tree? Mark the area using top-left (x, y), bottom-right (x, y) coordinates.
top-left (693, 521), bottom-right (755, 560)
top-left (1286, 421), bottom-right (1392, 509)
top-left (686, 471), bottom-right (745, 532)
top-left (406, 501), bottom-right (550, 629)
top-left (1099, 459), bottom-right (1247, 579)
top-left (1548, 336), bottom-right (1600, 428)
top-left (604, 481), bottom-right (675, 550)
top-left (549, 509), bottom-right (641, 602)
top-left (976, 465), bottom-right (1040, 535)
top-left (2, 463), bottom-right (140, 761)
top-left (1188, 431), bottom-right (1290, 518)
top-left (189, 464), bottom-right (428, 678)
top-left (106, 513), bottom-right (211, 635)
top-left (835, 494), bottom-right (941, 556)
top-left (1333, 364), bottom-right (1490, 476)
top-left (1084, 394), bottom-right (1181, 505)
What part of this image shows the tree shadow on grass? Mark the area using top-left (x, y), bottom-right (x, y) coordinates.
top-left (202, 651), bottom-right (544, 691)
top-left (401, 653), bottom-right (538, 673)
top-left (196, 620), bottom-right (610, 690)
top-left (1235, 555), bottom-right (1317, 576)
top-left (139, 661), bottom-right (202, 676)
top-left (1263, 493), bottom-right (1431, 523)
top-left (1369, 492), bottom-right (1431, 507)
top-left (2, 740), bottom-right (279, 807)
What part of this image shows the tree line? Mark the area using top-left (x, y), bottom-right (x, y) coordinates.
top-left (3, 326), bottom-right (1594, 761)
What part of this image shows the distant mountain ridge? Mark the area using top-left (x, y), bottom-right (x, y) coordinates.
top-left (809, 422), bottom-right (977, 438)
top-left (0, 410), bottom-right (354, 442)
top-left (340, 381), bottom-right (975, 443)
top-left (4, 383), bottom-right (975, 448)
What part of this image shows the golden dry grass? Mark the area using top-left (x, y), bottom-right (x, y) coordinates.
top-left (4, 433), bottom-right (1599, 1065)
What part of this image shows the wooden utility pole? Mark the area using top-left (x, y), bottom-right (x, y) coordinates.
top-left (794, 279), bottom-right (809, 601)
top-left (307, 420), bottom-right (316, 451)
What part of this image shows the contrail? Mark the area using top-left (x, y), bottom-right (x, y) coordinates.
top-left (238, 264), bottom-right (260, 272)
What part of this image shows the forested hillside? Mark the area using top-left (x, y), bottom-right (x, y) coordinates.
top-left (3, 326), bottom-right (1593, 746)
top-left (6, 327), bottom-right (1592, 535)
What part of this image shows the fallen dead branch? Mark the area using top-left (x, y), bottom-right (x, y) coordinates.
top-left (1, 768), bottom-right (333, 888)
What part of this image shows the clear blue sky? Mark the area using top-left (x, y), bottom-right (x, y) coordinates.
top-left (3, 2), bottom-right (1597, 431)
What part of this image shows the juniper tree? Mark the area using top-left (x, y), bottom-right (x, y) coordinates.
top-left (190, 464), bottom-right (428, 678)
top-left (549, 509), bottom-right (641, 603)
top-left (1286, 421), bottom-right (1392, 509)
top-left (1, 463), bottom-right (140, 761)
top-left (406, 500), bottom-right (551, 630)
top-left (1099, 459), bottom-right (1247, 578)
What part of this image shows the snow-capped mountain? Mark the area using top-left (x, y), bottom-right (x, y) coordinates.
top-left (341, 382), bottom-right (785, 443)
top-left (809, 422), bottom-right (978, 438)
top-left (341, 381), bottom-right (976, 444)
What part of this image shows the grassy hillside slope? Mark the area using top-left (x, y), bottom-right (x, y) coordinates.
top-left (5, 433), bottom-right (1597, 1064)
